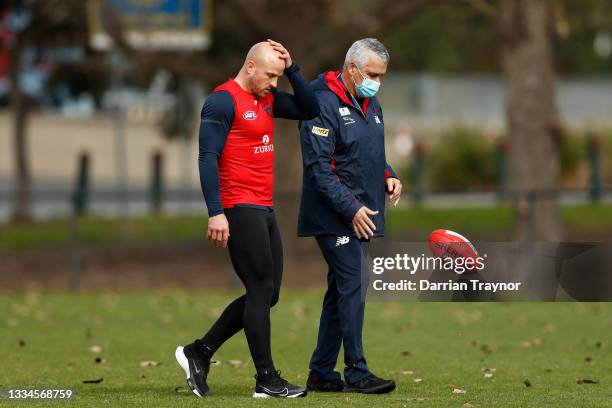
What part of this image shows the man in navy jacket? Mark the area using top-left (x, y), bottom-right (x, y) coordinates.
top-left (298, 38), bottom-right (402, 394)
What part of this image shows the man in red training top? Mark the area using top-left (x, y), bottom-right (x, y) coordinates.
top-left (174, 40), bottom-right (319, 399)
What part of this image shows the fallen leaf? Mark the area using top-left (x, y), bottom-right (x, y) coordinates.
top-left (291, 302), bottom-right (307, 321)
top-left (484, 373), bottom-right (494, 379)
top-left (463, 403), bottom-right (474, 408)
top-left (18, 340), bottom-right (26, 347)
top-left (523, 379), bottom-right (531, 387)
top-left (480, 344), bottom-right (493, 355)
top-left (83, 378), bottom-right (103, 384)
top-left (402, 351), bottom-right (412, 356)
top-left (89, 345), bottom-right (103, 353)
top-left (140, 360), bottom-right (161, 367)
top-left (413, 378), bottom-right (422, 383)
top-left (481, 367), bottom-right (496, 373)
top-left (94, 357), bottom-right (106, 364)
top-left (227, 359), bottom-right (243, 368)
top-left (521, 339), bottom-right (542, 348)
top-left (585, 356), bottom-right (592, 362)
top-left (452, 388), bottom-right (467, 394)
top-left (402, 370), bottom-right (414, 375)
top-left (595, 341), bottom-right (602, 348)
top-left (576, 378), bottom-right (598, 384)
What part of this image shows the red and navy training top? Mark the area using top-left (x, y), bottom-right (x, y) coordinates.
top-left (198, 63), bottom-right (319, 216)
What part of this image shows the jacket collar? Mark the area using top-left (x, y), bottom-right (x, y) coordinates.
top-left (323, 70), bottom-right (370, 115)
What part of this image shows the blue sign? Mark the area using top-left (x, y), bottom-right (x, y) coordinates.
top-left (106, 0), bottom-right (205, 29)
top-left (88, 0), bottom-right (211, 50)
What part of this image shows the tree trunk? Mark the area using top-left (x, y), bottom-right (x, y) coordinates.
top-left (499, 0), bottom-right (561, 241)
top-left (9, 39), bottom-right (32, 223)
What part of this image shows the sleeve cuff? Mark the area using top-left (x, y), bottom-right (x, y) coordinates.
top-left (208, 209), bottom-right (224, 217)
top-left (284, 62), bottom-right (300, 75)
top-left (345, 201), bottom-right (362, 223)
top-left (385, 167), bottom-right (398, 179)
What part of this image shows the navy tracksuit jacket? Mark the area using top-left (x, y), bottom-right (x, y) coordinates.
top-left (298, 71), bottom-right (398, 383)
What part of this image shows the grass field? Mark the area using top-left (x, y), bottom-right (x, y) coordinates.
top-left (3, 204), bottom-right (612, 250)
top-left (1, 290), bottom-right (611, 407)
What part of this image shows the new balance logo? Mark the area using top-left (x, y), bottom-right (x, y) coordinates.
top-left (336, 236), bottom-right (350, 247)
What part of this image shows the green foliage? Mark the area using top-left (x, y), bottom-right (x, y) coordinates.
top-left (598, 131), bottom-right (612, 184)
top-left (559, 133), bottom-right (587, 177)
top-left (383, 3), bottom-right (497, 74)
top-left (382, 0), bottom-right (612, 75)
top-left (426, 128), bottom-right (496, 191)
top-left (558, 130), bottom-right (612, 182)
top-left (398, 128), bottom-right (612, 191)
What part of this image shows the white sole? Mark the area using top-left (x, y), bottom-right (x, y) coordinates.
top-left (252, 391), bottom-right (306, 399)
top-left (175, 346), bottom-right (203, 398)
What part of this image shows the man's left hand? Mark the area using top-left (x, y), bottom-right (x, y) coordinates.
top-left (386, 178), bottom-right (402, 206)
top-left (267, 39), bottom-right (292, 69)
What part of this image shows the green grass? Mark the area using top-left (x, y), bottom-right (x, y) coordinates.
top-left (387, 206), bottom-right (514, 234)
top-left (0, 215), bottom-right (206, 250)
top-left (1, 204), bottom-right (612, 250)
top-left (1, 290), bottom-right (611, 407)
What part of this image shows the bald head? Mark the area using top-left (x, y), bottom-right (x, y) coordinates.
top-left (245, 42), bottom-right (285, 71)
top-left (236, 41), bottom-right (286, 98)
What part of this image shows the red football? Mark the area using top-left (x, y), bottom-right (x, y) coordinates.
top-left (428, 229), bottom-right (479, 269)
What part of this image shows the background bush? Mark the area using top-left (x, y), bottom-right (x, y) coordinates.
top-left (425, 128), bottom-right (496, 191)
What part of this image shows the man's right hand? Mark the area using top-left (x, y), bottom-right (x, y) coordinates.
top-left (207, 214), bottom-right (230, 248)
top-left (352, 206), bottom-right (379, 239)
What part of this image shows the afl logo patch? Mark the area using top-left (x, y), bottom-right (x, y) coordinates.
top-left (243, 111), bottom-right (258, 120)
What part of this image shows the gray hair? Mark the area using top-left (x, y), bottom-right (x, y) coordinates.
top-left (343, 38), bottom-right (390, 70)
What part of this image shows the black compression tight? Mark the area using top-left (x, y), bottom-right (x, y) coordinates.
top-left (200, 207), bottom-right (283, 374)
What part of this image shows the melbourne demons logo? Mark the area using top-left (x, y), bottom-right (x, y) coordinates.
top-left (254, 134), bottom-right (274, 154)
top-left (243, 110), bottom-right (258, 120)
top-left (263, 103), bottom-right (273, 117)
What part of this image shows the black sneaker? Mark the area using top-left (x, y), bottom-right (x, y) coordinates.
top-left (344, 373), bottom-right (396, 394)
top-left (253, 370), bottom-right (307, 398)
top-left (175, 346), bottom-right (210, 397)
top-left (306, 371), bottom-right (344, 392)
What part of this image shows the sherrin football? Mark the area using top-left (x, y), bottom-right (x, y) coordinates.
top-left (428, 229), bottom-right (479, 269)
